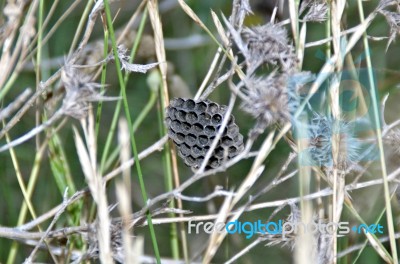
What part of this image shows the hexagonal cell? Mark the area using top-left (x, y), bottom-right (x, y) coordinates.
top-left (198, 113), bottom-right (211, 125)
top-left (204, 125), bottom-right (216, 137)
top-left (191, 145), bottom-right (203, 158)
top-left (178, 149), bottom-right (186, 158)
top-left (222, 136), bottom-right (234, 147)
top-left (176, 110), bottom-right (187, 122)
top-left (184, 134), bottom-right (197, 146)
top-left (215, 147), bottom-right (224, 159)
top-left (167, 108), bottom-right (176, 119)
top-left (174, 133), bottom-right (185, 144)
top-left (183, 99), bottom-right (196, 110)
top-left (236, 143), bottom-right (245, 152)
top-left (171, 98), bottom-right (184, 107)
top-left (186, 111), bottom-right (198, 123)
top-left (195, 157), bottom-right (204, 168)
top-left (211, 114), bottom-right (222, 125)
top-left (198, 135), bottom-right (208, 146)
top-left (195, 101), bottom-right (207, 112)
top-left (228, 146), bottom-right (237, 156)
top-left (191, 123), bottom-right (203, 134)
top-left (171, 120), bottom-right (181, 132)
top-left (198, 147), bottom-right (207, 156)
top-left (227, 124), bottom-right (239, 136)
top-left (185, 155), bottom-right (196, 166)
top-left (209, 157), bottom-right (220, 169)
top-left (179, 143), bottom-right (191, 156)
top-left (207, 102), bottom-right (219, 114)
top-left (181, 122), bottom-right (191, 132)
top-left (233, 134), bottom-right (244, 144)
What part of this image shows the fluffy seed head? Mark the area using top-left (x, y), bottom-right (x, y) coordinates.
top-left (240, 71), bottom-right (314, 132)
top-left (61, 64), bottom-right (112, 119)
top-left (302, 113), bottom-right (360, 169)
top-left (242, 23), bottom-right (295, 71)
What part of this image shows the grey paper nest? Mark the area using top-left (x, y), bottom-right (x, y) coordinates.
top-left (165, 98), bottom-right (244, 170)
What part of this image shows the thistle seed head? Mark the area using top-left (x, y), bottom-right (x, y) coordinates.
top-left (61, 63), bottom-right (112, 119)
top-left (240, 71), bottom-right (314, 132)
top-left (241, 74), bottom-right (290, 129)
top-left (242, 23), bottom-right (296, 72)
top-left (304, 113), bottom-right (361, 169)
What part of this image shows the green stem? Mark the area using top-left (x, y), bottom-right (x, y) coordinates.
top-left (103, 90), bottom-right (157, 171)
top-left (100, 8), bottom-right (148, 174)
top-left (357, 1), bottom-right (398, 263)
top-left (103, 1), bottom-right (161, 263)
top-left (95, 29), bottom-right (109, 137)
top-left (155, 74), bottom-right (180, 260)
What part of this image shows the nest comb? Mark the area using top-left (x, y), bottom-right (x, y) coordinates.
top-left (165, 98), bottom-right (244, 170)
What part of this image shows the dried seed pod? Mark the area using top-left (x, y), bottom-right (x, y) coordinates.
top-left (165, 98), bottom-right (244, 170)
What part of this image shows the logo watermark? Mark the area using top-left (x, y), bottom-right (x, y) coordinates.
top-left (188, 219), bottom-right (384, 240)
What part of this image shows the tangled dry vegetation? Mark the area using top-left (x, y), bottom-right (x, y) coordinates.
top-left (0, 0), bottom-right (400, 263)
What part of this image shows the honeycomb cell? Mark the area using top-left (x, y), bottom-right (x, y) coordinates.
top-left (192, 123), bottom-right (203, 133)
top-left (186, 155), bottom-right (196, 166)
top-left (229, 146), bottom-right (237, 153)
top-left (178, 149), bottom-right (186, 157)
top-left (204, 126), bottom-right (216, 136)
top-left (171, 120), bottom-right (181, 132)
top-left (185, 134), bottom-right (197, 146)
top-left (222, 136), bottom-right (234, 147)
top-left (191, 145), bottom-right (203, 158)
top-left (234, 134), bottom-right (244, 144)
top-left (172, 98), bottom-right (184, 107)
top-left (174, 133), bottom-right (185, 144)
top-left (180, 143), bottom-right (191, 156)
top-left (183, 99), bottom-right (196, 110)
top-left (209, 158), bottom-right (220, 169)
top-left (182, 122), bottom-right (191, 132)
top-left (211, 114), bottom-right (222, 125)
top-left (195, 157), bottom-right (204, 168)
top-left (199, 113), bottom-right (211, 125)
top-left (208, 102), bottom-right (219, 114)
top-left (176, 110), bottom-right (186, 122)
top-left (186, 112), bottom-right (198, 123)
top-left (227, 124), bottom-right (239, 136)
top-left (198, 135), bottom-right (208, 146)
top-left (195, 101), bottom-right (207, 112)
top-left (215, 147), bottom-right (224, 159)
top-left (167, 108), bottom-right (176, 119)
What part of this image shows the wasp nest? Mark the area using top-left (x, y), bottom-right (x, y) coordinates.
top-left (165, 98), bottom-right (244, 170)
